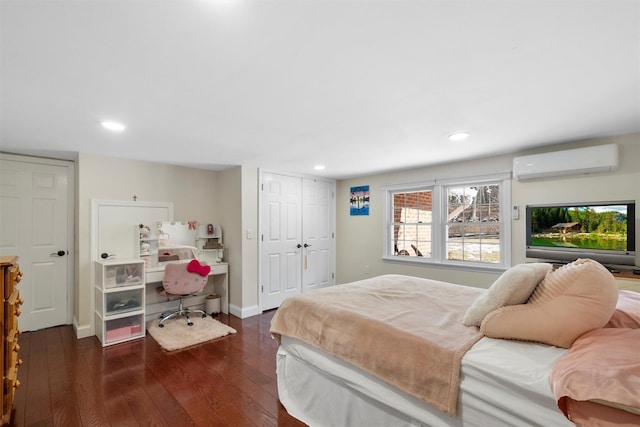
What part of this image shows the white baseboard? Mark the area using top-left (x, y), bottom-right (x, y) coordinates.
top-left (229, 303), bottom-right (260, 319)
top-left (73, 316), bottom-right (93, 339)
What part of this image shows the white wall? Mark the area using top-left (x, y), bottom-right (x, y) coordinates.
top-left (335, 134), bottom-right (640, 289)
top-left (76, 153), bottom-right (221, 334)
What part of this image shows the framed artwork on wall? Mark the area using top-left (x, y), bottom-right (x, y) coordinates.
top-left (350, 185), bottom-right (370, 216)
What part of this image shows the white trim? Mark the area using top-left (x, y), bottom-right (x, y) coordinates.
top-left (230, 303), bottom-right (261, 319)
top-left (73, 316), bottom-right (93, 339)
top-left (259, 168), bottom-right (331, 181)
top-left (436, 171), bottom-right (511, 185)
top-left (500, 178), bottom-right (512, 267)
top-left (0, 152), bottom-right (74, 167)
top-left (379, 172), bottom-right (510, 192)
top-left (381, 180), bottom-right (436, 192)
top-left (432, 185), bottom-right (444, 260)
top-left (381, 255), bottom-right (508, 273)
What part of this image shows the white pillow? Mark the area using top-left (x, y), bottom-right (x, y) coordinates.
top-left (463, 262), bottom-right (552, 327)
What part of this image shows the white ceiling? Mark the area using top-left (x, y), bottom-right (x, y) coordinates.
top-left (1, 0), bottom-right (639, 179)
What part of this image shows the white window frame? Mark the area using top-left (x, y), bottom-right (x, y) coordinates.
top-left (382, 172), bottom-right (511, 272)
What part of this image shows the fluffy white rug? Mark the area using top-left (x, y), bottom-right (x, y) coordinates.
top-left (147, 315), bottom-right (236, 351)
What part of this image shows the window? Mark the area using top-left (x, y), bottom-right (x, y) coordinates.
top-left (383, 173), bottom-right (511, 270)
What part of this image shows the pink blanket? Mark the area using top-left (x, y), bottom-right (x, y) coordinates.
top-left (270, 274), bottom-right (484, 416)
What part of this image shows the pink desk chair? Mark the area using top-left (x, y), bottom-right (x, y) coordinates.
top-left (157, 260), bottom-right (210, 327)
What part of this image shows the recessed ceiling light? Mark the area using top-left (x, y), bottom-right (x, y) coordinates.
top-left (314, 165), bottom-right (326, 171)
top-left (101, 121), bottom-right (126, 132)
top-left (448, 131), bottom-right (470, 141)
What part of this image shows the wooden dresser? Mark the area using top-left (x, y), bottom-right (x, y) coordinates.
top-left (1, 257), bottom-right (22, 425)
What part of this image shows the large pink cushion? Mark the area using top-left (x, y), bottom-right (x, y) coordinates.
top-left (605, 290), bottom-right (640, 328)
top-left (480, 259), bottom-right (619, 348)
top-left (463, 262), bottom-right (552, 327)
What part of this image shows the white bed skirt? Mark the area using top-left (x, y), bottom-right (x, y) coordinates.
top-left (276, 336), bottom-right (575, 427)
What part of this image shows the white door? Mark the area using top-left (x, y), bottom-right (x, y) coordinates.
top-left (0, 156), bottom-right (73, 331)
top-left (302, 178), bottom-right (334, 292)
top-left (260, 172), bottom-right (335, 311)
top-left (261, 173), bottom-right (303, 310)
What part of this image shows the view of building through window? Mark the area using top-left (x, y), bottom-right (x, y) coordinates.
top-left (392, 190), bottom-right (432, 257)
top-left (446, 184), bottom-right (501, 263)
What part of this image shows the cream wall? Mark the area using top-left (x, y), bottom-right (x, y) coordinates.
top-left (240, 166), bottom-right (259, 313)
top-left (75, 153), bottom-right (222, 335)
top-left (335, 134), bottom-right (640, 289)
top-left (152, 166), bottom-right (260, 318)
top-left (213, 165), bottom-right (260, 318)
top-left (218, 167), bottom-right (242, 312)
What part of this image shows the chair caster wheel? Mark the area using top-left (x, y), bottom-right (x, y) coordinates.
top-left (202, 313), bottom-right (207, 318)
top-left (188, 322), bottom-right (193, 326)
top-left (159, 324), bottom-right (164, 328)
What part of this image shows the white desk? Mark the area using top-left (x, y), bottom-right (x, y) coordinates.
top-left (144, 261), bottom-right (229, 321)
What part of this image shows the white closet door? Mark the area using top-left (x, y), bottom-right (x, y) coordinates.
top-left (261, 173), bottom-right (303, 311)
top-left (302, 178), bottom-right (334, 292)
top-left (0, 156), bottom-right (72, 331)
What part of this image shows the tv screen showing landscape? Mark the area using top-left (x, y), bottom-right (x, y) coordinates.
top-left (528, 204), bottom-right (628, 251)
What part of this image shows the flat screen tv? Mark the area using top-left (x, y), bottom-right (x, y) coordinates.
top-left (526, 201), bottom-right (636, 266)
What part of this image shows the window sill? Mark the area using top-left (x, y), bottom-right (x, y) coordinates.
top-left (382, 256), bottom-right (508, 274)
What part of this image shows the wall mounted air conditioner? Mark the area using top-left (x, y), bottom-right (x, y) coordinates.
top-left (513, 143), bottom-right (618, 181)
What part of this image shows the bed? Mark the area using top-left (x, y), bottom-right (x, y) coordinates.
top-left (270, 260), bottom-right (640, 427)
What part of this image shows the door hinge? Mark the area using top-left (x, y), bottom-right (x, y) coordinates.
top-left (261, 285), bottom-right (264, 293)
top-left (261, 183), bottom-right (264, 191)
top-left (261, 234), bottom-right (263, 242)
top-left (332, 273), bottom-right (334, 279)
top-left (332, 232), bottom-right (335, 238)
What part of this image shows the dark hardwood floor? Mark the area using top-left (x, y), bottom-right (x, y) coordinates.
top-left (9, 310), bottom-right (307, 427)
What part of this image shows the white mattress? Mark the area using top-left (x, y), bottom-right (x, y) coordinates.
top-left (277, 335), bottom-right (575, 427)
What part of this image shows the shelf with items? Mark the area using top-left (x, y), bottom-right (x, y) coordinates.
top-left (197, 223), bottom-right (224, 262)
top-left (94, 258), bottom-right (145, 346)
top-left (95, 258), bottom-right (144, 289)
top-left (96, 287), bottom-right (144, 317)
top-left (135, 223), bottom-right (159, 269)
top-left (95, 311), bottom-right (145, 345)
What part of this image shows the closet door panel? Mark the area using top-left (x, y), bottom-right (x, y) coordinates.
top-left (302, 178), bottom-right (334, 292)
top-left (261, 173), bottom-right (303, 310)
